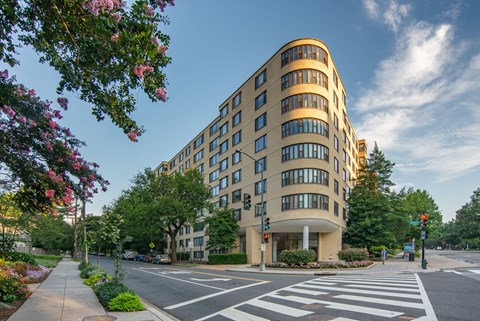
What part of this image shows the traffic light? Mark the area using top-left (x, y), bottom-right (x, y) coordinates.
top-left (243, 193), bottom-right (251, 210)
top-left (264, 234), bottom-right (269, 243)
top-left (264, 217), bottom-right (270, 231)
top-left (421, 213), bottom-right (428, 228)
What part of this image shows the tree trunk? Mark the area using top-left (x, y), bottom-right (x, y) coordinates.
top-left (170, 233), bottom-right (177, 263)
top-left (82, 193), bottom-right (88, 264)
top-left (73, 198), bottom-right (78, 258)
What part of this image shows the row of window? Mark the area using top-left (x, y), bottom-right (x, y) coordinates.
top-left (281, 93), bottom-right (329, 114)
top-left (282, 118), bottom-right (329, 138)
top-left (282, 143), bottom-right (329, 162)
top-left (281, 45), bottom-right (329, 67)
top-left (281, 69), bottom-right (328, 91)
top-left (282, 168), bottom-right (329, 187)
top-left (282, 193), bottom-right (329, 211)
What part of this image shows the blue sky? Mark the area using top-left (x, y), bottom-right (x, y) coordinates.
top-left (8, 0), bottom-right (480, 221)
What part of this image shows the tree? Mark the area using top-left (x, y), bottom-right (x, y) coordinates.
top-left (29, 213), bottom-right (74, 252)
top-left (204, 207), bottom-right (239, 253)
top-left (1, 0), bottom-right (174, 137)
top-left (343, 142), bottom-right (397, 249)
top-left (453, 188), bottom-right (480, 249)
top-left (1, 72), bottom-right (108, 214)
top-left (0, 193), bottom-right (30, 254)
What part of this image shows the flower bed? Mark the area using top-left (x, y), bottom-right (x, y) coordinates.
top-left (252, 260), bottom-right (374, 269)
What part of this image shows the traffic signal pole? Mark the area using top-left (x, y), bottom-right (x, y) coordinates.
top-left (421, 213), bottom-right (428, 269)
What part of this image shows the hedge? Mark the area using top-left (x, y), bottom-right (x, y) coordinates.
top-left (279, 250), bottom-right (316, 265)
top-left (338, 248), bottom-right (369, 261)
top-left (208, 253), bottom-right (247, 264)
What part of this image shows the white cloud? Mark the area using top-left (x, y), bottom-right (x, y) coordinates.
top-left (362, 0), bottom-right (379, 19)
top-left (362, 0), bottom-right (411, 32)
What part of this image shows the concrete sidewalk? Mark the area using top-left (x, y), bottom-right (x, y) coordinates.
top-left (8, 258), bottom-right (176, 321)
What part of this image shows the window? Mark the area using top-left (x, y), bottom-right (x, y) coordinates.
top-left (209, 152), bottom-right (219, 167)
top-left (255, 135), bottom-right (267, 152)
top-left (233, 92), bottom-right (242, 108)
top-left (219, 195), bottom-right (228, 207)
top-left (334, 179), bottom-right (339, 195)
top-left (255, 113), bottom-right (267, 131)
top-left (342, 91), bottom-right (346, 105)
top-left (255, 69), bottom-right (267, 88)
top-left (282, 143), bottom-right (329, 162)
top-left (220, 104), bottom-right (228, 119)
top-left (232, 189), bottom-right (242, 203)
top-left (281, 69), bottom-right (328, 91)
top-left (219, 158), bottom-right (228, 172)
top-left (334, 114), bottom-right (338, 130)
top-left (333, 92), bottom-right (338, 108)
top-left (179, 152), bottom-right (184, 161)
top-left (194, 237), bottom-right (204, 246)
top-left (179, 165), bottom-right (184, 173)
top-left (342, 169), bottom-right (347, 182)
top-left (194, 221), bottom-right (204, 232)
top-left (281, 93), bottom-right (329, 114)
top-left (232, 169), bottom-right (241, 184)
top-left (209, 137), bottom-right (219, 151)
top-left (334, 201), bottom-right (339, 216)
top-left (210, 185), bottom-right (219, 196)
top-left (194, 134), bottom-right (204, 149)
top-left (210, 121), bottom-right (219, 136)
top-left (343, 188), bottom-right (347, 201)
top-left (255, 179), bottom-right (267, 195)
top-left (232, 151), bottom-right (241, 165)
top-left (333, 70), bottom-right (338, 87)
top-left (281, 193), bottom-right (329, 211)
top-left (219, 176), bottom-right (228, 190)
top-left (255, 202), bottom-right (267, 217)
top-left (197, 163), bottom-right (204, 173)
top-left (255, 91), bottom-right (267, 109)
top-left (343, 208), bottom-right (347, 220)
top-left (219, 122), bottom-right (228, 137)
top-left (185, 159), bottom-right (190, 169)
top-left (170, 158), bottom-right (177, 170)
top-left (232, 209), bottom-right (241, 221)
top-left (220, 140), bottom-right (228, 154)
top-left (185, 146), bottom-right (191, 156)
top-left (281, 118), bottom-right (329, 138)
top-left (186, 226), bottom-right (191, 234)
top-left (255, 156), bottom-right (266, 174)
top-left (193, 251), bottom-right (204, 259)
top-left (281, 168), bottom-right (329, 186)
top-left (194, 149), bottom-right (204, 163)
top-left (334, 157), bottom-right (339, 173)
top-left (334, 135), bottom-right (339, 152)
top-left (209, 169), bottom-right (219, 183)
top-left (232, 130), bottom-right (242, 146)
top-left (233, 111), bottom-right (241, 127)
top-left (281, 45), bottom-right (328, 67)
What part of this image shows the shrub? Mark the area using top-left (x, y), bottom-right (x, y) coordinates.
top-left (5, 252), bottom-right (37, 266)
top-left (208, 253), bottom-right (247, 264)
top-left (79, 263), bottom-right (104, 279)
top-left (369, 246), bottom-right (388, 258)
top-left (83, 273), bottom-right (112, 288)
top-left (107, 292), bottom-right (144, 312)
top-left (0, 276), bottom-right (29, 302)
top-left (338, 248), bottom-right (369, 261)
top-left (95, 282), bottom-right (133, 307)
top-left (279, 250), bottom-right (316, 265)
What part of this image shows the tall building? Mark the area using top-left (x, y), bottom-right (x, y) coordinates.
top-left (155, 38), bottom-right (366, 263)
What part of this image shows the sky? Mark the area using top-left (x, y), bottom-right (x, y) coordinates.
top-left (7, 0), bottom-right (480, 222)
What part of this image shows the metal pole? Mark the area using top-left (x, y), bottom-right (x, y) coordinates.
top-left (236, 150), bottom-right (265, 271)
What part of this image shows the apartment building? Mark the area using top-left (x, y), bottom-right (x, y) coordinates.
top-left (155, 38), bottom-right (366, 263)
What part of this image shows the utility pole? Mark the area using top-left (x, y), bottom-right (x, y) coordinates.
top-left (82, 186), bottom-right (88, 264)
top-left (420, 213), bottom-right (428, 269)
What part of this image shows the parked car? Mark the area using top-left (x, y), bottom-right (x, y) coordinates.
top-left (143, 253), bottom-right (157, 263)
top-left (122, 250), bottom-right (138, 260)
top-left (134, 254), bottom-right (145, 261)
top-left (152, 254), bottom-right (172, 265)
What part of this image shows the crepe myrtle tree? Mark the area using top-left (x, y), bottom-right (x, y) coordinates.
top-left (0, 71), bottom-right (108, 214)
top-left (1, 0), bottom-right (175, 140)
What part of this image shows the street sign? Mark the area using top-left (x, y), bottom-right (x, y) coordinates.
top-left (421, 231), bottom-right (426, 240)
top-left (409, 220), bottom-right (420, 226)
top-left (149, 242), bottom-right (155, 249)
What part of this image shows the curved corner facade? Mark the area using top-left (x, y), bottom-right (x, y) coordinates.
top-left (155, 38), bottom-right (365, 263)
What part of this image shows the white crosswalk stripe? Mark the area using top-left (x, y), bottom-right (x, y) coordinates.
top-left (469, 269), bottom-right (480, 274)
top-left (196, 273), bottom-right (437, 321)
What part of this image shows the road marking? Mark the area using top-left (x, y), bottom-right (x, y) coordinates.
top-left (270, 294), bottom-right (404, 318)
top-left (444, 270), bottom-right (463, 274)
top-left (159, 271), bottom-right (192, 275)
top-left (415, 273), bottom-right (438, 321)
top-left (334, 294), bottom-right (424, 309)
top-left (247, 298), bottom-right (314, 317)
top-left (317, 279), bottom-right (418, 287)
top-left (468, 270), bottom-right (480, 274)
top-left (165, 281), bottom-right (270, 310)
top-left (296, 283), bottom-right (422, 299)
top-left (189, 278), bottom-right (231, 282)
top-left (331, 318), bottom-right (359, 321)
top-left (324, 276), bottom-right (417, 283)
top-left (346, 284), bottom-right (420, 292)
top-left (218, 308), bottom-right (270, 321)
top-left (304, 280), bottom-right (338, 285)
top-left (283, 286), bottom-right (329, 296)
top-left (163, 267), bottom-right (266, 282)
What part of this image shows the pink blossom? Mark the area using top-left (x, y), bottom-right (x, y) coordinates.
top-left (45, 142), bottom-right (53, 151)
top-left (88, 174), bottom-right (96, 181)
top-left (28, 120), bottom-right (37, 127)
top-left (53, 211), bottom-right (59, 217)
top-left (127, 130), bottom-right (139, 142)
top-left (13, 88), bottom-right (25, 97)
top-left (28, 89), bottom-right (35, 96)
top-left (158, 45), bottom-right (168, 55)
top-left (2, 105), bottom-right (16, 117)
top-left (19, 116), bottom-right (27, 124)
top-left (73, 162), bottom-right (81, 170)
top-left (110, 12), bottom-right (121, 22)
top-left (82, 164), bottom-right (90, 170)
top-left (45, 190), bottom-right (55, 198)
top-left (49, 121), bottom-right (58, 129)
top-left (111, 33), bottom-right (120, 42)
top-left (80, 176), bottom-right (87, 183)
top-left (0, 70), bottom-right (8, 79)
top-left (53, 110), bottom-right (63, 119)
top-left (155, 87), bottom-right (167, 101)
top-left (57, 98), bottom-right (68, 110)
top-left (146, 6), bottom-right (154, 17)
top-left (133, 65), bottom-right (145, 78)
top-left (152, 36), bottom-right (158, 45)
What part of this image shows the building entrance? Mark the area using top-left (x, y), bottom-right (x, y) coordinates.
top-left (272, 233), bottom-right (318, 262)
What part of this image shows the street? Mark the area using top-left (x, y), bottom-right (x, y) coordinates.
top-left (94, 252), bottom-right (480, 321)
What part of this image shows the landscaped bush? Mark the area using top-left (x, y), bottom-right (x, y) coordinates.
top-left (95, 282), bottom-right (133, 307)
top-left (0, 264), bottom-right (30, 302)
top-left (208, 253), bottom-right (247, 264)
top-left (5, 252), bottom-right (37, 266)
top-left (107, 292), bottom-right (144, 312)
top-left (338, 248), bottom-right (369, 261)
top-left (279, 250), bottom-right (316, 265)
top-left (264, 260), bottom-right (373, 269)
top-left (79, 263), bottom-right (104, 279)
top-left (83, 273), bottom-right (112, 288)
top-left (369, 246), bottom-right (388, 258)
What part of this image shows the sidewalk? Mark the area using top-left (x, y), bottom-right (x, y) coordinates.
top-left (8, 258), bottom-right (177, 321)
top-left (9, 254), bottom-right (477, 320)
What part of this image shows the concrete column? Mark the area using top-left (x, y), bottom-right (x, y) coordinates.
top-left (303, 225), bottom-right (309, 250)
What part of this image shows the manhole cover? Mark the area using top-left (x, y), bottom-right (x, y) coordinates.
top-left (83, 316), bottom-right (117, 321)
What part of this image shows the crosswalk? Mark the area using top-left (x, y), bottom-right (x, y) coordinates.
top-left (444, 269), bottom-right (480, 275)
top-left (196, 274), bottom-right (437, 321)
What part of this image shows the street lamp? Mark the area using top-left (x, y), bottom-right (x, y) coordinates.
top-left (235, 149), bottom-right (266, 271)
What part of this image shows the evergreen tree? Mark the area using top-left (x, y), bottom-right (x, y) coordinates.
top-left (205, 208), bottom-right (239, 253)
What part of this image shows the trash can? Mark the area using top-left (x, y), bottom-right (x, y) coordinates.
top-left (408, 252), bottom-right (415, 261)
